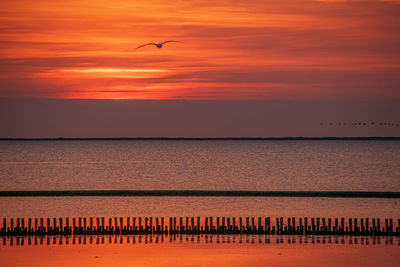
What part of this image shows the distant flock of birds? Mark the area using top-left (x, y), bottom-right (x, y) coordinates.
top-left (135, 41), bottom-right (399, 131)
top-left (320, 122), bottom-right (399, 127)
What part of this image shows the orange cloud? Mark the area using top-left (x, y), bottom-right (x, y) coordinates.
top-left (0, 0), bottom-right (399, 99)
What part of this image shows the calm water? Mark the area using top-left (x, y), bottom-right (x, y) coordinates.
top-left (1, 235), bottom-right (399, 267)
top-left (1, 140), bottom-right (399, 191)
top-left (0, 140), bottom-right (399, 218)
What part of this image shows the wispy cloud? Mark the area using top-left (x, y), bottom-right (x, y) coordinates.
top-left (0, 0), bottom-right (399, 99)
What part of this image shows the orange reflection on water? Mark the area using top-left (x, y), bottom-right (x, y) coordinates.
top-left (1, 235), bottom-right (399, 267)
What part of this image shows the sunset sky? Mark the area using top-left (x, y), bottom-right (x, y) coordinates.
top-left (1, 0), bottom-right (400, 100)
top-left (1, 0), bottom-right (399, 137)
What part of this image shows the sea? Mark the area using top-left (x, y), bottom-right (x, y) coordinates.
top-left (0, 140), bottom-right (399, 218)
top-left (1, 140), bottom-right (400, 266)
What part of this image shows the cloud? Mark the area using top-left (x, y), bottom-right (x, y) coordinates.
top-left (0, 0), bottom-right (399, 99)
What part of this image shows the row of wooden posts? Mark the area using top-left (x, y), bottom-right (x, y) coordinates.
top-left (1, 217), bottom-right (399, 236)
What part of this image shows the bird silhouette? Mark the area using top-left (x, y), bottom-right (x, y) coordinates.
top-left (136, 41), bottom-right (180, 49)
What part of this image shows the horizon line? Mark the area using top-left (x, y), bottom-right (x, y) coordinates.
top-left (1, 137), bottom-right (400, 141)
top-left (0, 190), bottom-right (399, 198)
top-left (3, 98), bottom-right (400, 102)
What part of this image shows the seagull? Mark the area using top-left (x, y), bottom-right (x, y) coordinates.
top-left (136, 41), bottom-right (180, 49)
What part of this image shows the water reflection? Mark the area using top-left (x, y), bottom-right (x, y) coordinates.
top-left (2, 234), bottom-right (399, 247)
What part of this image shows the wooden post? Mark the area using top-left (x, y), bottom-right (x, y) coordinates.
top-left (304, 217), bottom-right (308, 233)
top-left (52, 218), bottom-right (56, 233)
top-left (115, 217), bottom-right (119, 232)
top-left (174, 217), bottom-right (177, 232)
top-left (179, 217), bottom-right (183, 232)
top-left (95, 218), bottom-right (99, 232)
top-left (328, 218), bottom-right (332, 233)
top-left (385, 219), bottom-right (389, 233)
top-left (341, 218), bottom-right (345, 232)
top-left (292, 217), bottom-right (295, 233)
top-left (197, 217), bottom-right (200, 231)
top-left (39, 218), bottom-right (44, 231)
top-left (372, 218), bottom-right (376, 233)
top-left (377, 218), bottom-right (381, 232)
top-left (298, 217), bottom-right (302, 233)
top-left (144, 217), bottom-right (148, 232)
top-left (190, 217), bottom-right (194, 232)
top-left (360, 218), bottom-right (364, 233)
top-left (149, 217), bottom-right (153, 233)
top-left (72, 218), bottom-right (76, 233)
top-left (276, 218), bottom-right (280, 233)
top-left (65, 218), bottom-right (69, 233)
top-left (42, 218), bottom-right (49, 233)
top-left (2, 218), bottom-right (6, 232)
top-left (90, 218), bottom-right (93, 232)
top-left (40, 218), bottom-right (44, 232)
top-left (311, 218), bottom-right (315, 233)
top-left (354, 218), bottom-right (358, 233)
top-left (349, 218), bottom-right (353, 234)
top-left (132, 217), bottom-right (136, 232)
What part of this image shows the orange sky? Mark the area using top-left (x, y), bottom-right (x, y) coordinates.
top-left (1, 0), bottom-right (400, 100)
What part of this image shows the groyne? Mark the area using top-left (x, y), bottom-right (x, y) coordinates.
top-left (1, 216), bottom-right (399, 237)
top-left (1, 190), bottom-right (400, 198)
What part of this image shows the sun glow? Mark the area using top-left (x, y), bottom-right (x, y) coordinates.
top-left (1, 0), bottom-right (399, 99)
top-left (61, 68), bottom-right (168, 73)
top-left (57, 68), bottom-right (170, 78)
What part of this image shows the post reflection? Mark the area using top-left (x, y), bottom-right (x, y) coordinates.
top-left (1, 235), bottom-right (398, 247)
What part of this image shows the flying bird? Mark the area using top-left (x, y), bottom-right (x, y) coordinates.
top-left (136, 41), bottom-right (180, 49)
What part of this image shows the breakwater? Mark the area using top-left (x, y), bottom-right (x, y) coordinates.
top-left (1, 190), bottom-right (400, 198)
top-left (1, 216), bottom-right (399, 236)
